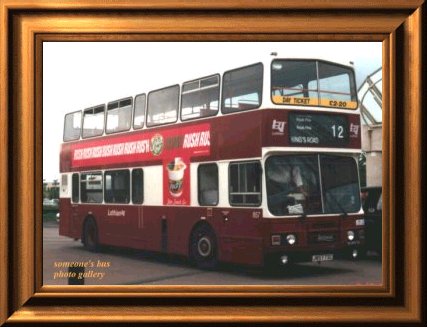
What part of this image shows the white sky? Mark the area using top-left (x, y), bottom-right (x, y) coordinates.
top-left (43, 42), bottom-right (382, 181)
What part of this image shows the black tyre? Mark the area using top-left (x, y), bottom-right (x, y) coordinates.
top-left (189, 224), bottom-right (218, 269)
top-left (82, 218), bottom-right (99, 252)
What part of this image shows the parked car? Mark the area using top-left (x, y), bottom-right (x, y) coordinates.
top-left (43, 199), bottom-right (59, 222)
top-left (361, 186), bottom-right (382, 255)
top-left (43, 198), bottom-right (59, 207)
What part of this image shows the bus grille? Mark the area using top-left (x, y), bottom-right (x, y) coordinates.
top-left (308, 232), bottom-right (337, 244)
top-left (310, 222), bottom-right (337, 229)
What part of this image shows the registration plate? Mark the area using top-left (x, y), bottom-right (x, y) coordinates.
top-left (312, 254), bottom-right (334, 262)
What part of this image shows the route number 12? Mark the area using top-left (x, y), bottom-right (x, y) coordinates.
top-left (331, 125), bottom-right (344, 139)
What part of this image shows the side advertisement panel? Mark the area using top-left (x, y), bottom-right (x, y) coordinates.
top-left (69, 123), bottom-right (211, 206)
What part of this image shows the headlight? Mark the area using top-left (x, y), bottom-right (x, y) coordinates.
top-left (286, 234), bottom-right (296, 245)
top-left (347, 230), bottom-right (355, 241)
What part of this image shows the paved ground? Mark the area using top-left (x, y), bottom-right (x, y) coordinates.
top-left (43, 221), bottom-right (382, 286)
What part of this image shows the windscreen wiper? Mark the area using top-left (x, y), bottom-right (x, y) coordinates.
top-left (326, 191), bottom-right (348, 217)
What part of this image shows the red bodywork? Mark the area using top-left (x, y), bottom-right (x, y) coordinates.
top-left (59, 109), bottom-right (364, 266)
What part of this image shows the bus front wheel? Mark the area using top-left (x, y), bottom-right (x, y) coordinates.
top-left (190, 224), bottom-right (218, 269)
top-left (82, 218), bottom-right (99, 252)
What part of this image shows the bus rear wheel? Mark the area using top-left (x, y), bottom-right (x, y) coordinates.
top-left (83, 218), bottom-right (99, 252)
top-left (190, 225), bottom-right (218, 269)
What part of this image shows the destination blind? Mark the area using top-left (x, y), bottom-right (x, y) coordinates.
top-left (288, 112), bottom-right (349, 147)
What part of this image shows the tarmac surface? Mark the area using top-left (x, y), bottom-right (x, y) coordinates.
top-left (43, 221), bottom-right (382, 286)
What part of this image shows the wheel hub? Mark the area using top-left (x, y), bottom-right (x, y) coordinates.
top-left (197, 237), bottom-right (211, 257)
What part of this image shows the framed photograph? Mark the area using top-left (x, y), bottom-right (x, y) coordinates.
top-left (0, 0), bottom-right (425, 325)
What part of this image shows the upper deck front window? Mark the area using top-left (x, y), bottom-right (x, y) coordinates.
top-left (271, 60), bottom-right (357, 109)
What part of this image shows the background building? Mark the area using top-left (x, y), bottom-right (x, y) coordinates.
top-left (359, 67), bottom-right (382, 187)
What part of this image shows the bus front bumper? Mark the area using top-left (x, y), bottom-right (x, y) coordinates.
top-left (264, 246), bottom-right (362, 266)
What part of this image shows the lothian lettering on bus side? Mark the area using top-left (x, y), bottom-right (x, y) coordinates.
top-left (107, 209), bottom-right (126, 217)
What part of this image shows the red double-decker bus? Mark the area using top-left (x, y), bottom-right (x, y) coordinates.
top-left (59, 55), bottom-right (364, 268)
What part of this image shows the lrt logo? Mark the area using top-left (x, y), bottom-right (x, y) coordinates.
top-left (272, 119), bottom-right (286, 135)
top-left (350, 123), bottom-right (360, 138)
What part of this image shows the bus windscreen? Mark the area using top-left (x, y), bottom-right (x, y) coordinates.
top-left (266, 154), bottom-right (360, 216)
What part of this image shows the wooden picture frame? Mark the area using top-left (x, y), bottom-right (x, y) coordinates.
top-left (0, 0), bottom-right (425, 325)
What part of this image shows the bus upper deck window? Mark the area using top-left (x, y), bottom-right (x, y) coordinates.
top-left (147, 85), bottom-right (179, 127)
top-left (106, 97), bottom-right (133, 134)
top-left (133, 94), bottom-right (146, 129)
top-left (181, 74), bottom-right (220, 121)
top-left (82, 105), bottom-right (105, 138)
top-left (222, 63), bottom-right (263, 114)
top-left (63, 111), bottom-right (82, 141)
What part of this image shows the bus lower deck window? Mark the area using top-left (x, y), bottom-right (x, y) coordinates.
top-left (132, 169), bottom-right (144, 204)
top-left (80, 172), bottom-right (103, 203)
top-left (72, 173), bottom-right (79, 203)
top-left (229, 161), bottom-right (261, 206)
top-left (198, 163), bottom-right (219, 206)
top-left (104, 170), bottom-right (130, 204)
